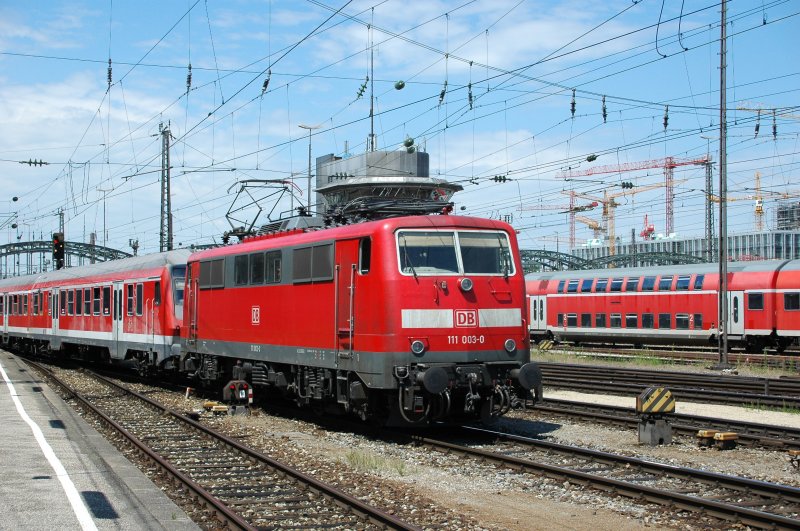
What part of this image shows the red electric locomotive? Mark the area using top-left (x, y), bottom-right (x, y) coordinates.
top-left (526, 259), bottom-right (800, 353)
top-left (181, 214), bottom-right (541, 425)
top-left (0, 251), bottom-right (190, 368)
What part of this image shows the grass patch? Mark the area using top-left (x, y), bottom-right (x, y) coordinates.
top-left (343, 450), bottom-right (411, 476)
top-left (742, 401), bottom-right (800, 414)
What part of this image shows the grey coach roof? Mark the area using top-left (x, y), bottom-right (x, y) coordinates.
top-left (0, 249), bottom-right (191, 290)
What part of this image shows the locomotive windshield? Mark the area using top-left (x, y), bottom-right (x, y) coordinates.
top-left (397, 230), bottom-right (514, 276)
top-left (171, 265), bottom-right (186, 316)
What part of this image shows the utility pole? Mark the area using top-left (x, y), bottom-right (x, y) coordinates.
top-left (704, 158), bottom-right (715, 262)
top-left (716, 0), bottom-right (731, 369)
top-left (159, 122), bottom-right (173, 252)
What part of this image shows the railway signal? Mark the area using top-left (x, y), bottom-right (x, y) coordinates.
top-left (52, 232), bottom-right (65, 270)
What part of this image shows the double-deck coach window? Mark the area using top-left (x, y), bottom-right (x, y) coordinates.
top-left (785, 293), bottom-right (800, 311)
top-left (748, 293), bottom-right (764, 310)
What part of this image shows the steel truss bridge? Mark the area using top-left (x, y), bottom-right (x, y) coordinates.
top-left (520, 249), bottom-right (709, 273)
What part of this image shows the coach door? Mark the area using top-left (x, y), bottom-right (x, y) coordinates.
top-left (2, 294), bottom-right (8, 337)
top-left (335, 239), bottom-right (360, 360)
top-left (529, 295), bottom-right (547, 333)
top-left (727, 291), bottom-right (745, 336)
top-left (112, 282), bottom-right (124, 357)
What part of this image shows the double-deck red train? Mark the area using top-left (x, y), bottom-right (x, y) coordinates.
top-left (525, 260), bottom-right (800, 353)
top-left (0, 214), bottom-right (541, 425)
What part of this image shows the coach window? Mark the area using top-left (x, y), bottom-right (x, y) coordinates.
top-left (134, 284), bottom-right (142, 315)
top-left (93, 287), bottom-right (101, 315)
top-left (76, 289), bottom-right (83, 315)
top-left (595, 313), bottom-right (606, 328)
top-left (658, 276), bottom-right (673, 291)
top-left (567, 280), bottom-right (579, 293)
top-left (23, 294), bottom-right (28, 315)
top-left (748, 293), bottom-right (764, 310)
top-left (60, 291), bottom-right (67, 315)
top-left (641, 276), bottom-right (656, 291)
top-left (32, 293), bottom-right (38, 315)
top-left (595, 278), bottom-right (608, 292)
top-left (566, 314), bottom-right (577, 327)
top-left (556, 313), bottom-right (563, 327)
top-left (676, 275), bottom-right (691, 290)
top-left (625, 314), bottom-right (638, 328)
top-left (610, 278), bottom-right (623, 292)
top-left (265, 251), bottom-right (281, 283)
top-left (676, 314), bottom-right (690, 330)
top-left (67, 290), bottom-right (74, 315)
top-left (126, 284), bottom-right (134, 315)
top-left (785, 293), bottom-right (800, 311)
top-left (84, 288), bottom-right (92, 314)
top-left (694, 274), bottom-right (705, 290)
top-left (625, 277), bottom-right (640, 292)
top-left (557, 280), bottom-right (565, 293)
top-left (658, 313), bottom-right (671, 329)
top-left (694, 314), bottom-right (703, 329)
top-left (250, 253), bottom-right (265, 285)
top-left (103, 286), bottom-right (111, 316)
top-left (581, 313), bottom-right (592, 327)
top-left (642, 313), bottom-right (654, 328)
top-left (359, 238), bottom-right (371, 274)
top-left (580, 279), bottom-right (594, 292)
top-left (234, 255), bottom-right (249, 286)
top-left (610, 314), bottom-right (622, 328)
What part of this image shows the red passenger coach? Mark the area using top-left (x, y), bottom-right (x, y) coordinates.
top-left (526, 260), bottom-right (800, 353)
top-left (181, 215), bottom-right (540, 425)
top-left (0, 251), bottom-right (189, 369)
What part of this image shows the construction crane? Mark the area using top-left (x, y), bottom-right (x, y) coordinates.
top-left (565, 182), bottom-right (670, 256)
top-left (575, 215), bottom-right (605, 239)
top-left (519, 190), bottom-right (599, 248)
top-left (640, 214), bottom-right (655, 240)
top-left (709, 171), bottom-right (791, 231)
top-left (559, 155), bottom-right (710, 234)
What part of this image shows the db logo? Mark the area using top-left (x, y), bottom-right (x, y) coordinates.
top-left (251, 306), bottom-right (260, 325)
top-left (454, 309), bottom-right (478, 328)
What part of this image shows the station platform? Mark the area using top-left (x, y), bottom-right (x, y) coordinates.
top-left (0, 350), bottom-right (198, 530)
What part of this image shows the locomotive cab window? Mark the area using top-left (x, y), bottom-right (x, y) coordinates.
top-left (396, 230), bottom-right (514, 276)
top-left (748, 293), bottom-right (764, 310)
top-left (359, 238), bottom-right (371, 274)
top-left (785, 293), bottom-right (800, 311)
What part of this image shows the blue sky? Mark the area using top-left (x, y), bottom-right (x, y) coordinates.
top-left (0, 0), bottom-right (798, 255)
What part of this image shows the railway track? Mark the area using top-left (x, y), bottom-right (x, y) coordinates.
top-left (540, 362), bottom-right (800, 408)
top-left (27, 360), bottom-right (417, 531)
top-left (411, 427), bottom-right (800, 530)
top-left (530, 398), bottom-right (800, 451)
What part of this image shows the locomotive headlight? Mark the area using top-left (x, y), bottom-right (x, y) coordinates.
top-left (411, 340), bottom-right (426, 355)
top-left (459, 277), bottom-right (474, 292)
top-left (504, 338), bottom-right (517, 353)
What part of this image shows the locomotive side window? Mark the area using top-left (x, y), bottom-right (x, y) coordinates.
top-left (76, 289), bottom-right (82, 315)
top-left (748, 293), bottom-right (764, 310)
top-left (265, 251), bottom-right (281, 283)
top-left (694, 275), bottom-right (705, 290)
top-left (135, 284), bottom-right (143, 316)
top-left (580, 279), bottom-right (594, 292)
top-left (126, 284), bottom-right (134, 315)
top-left (658, 276), bottom-right (673, 290)
top-left (311, 243), bottom-right (334, 281)
top-left (676, 314), bottom-right (690, 329)
top-left (581, 313), bottom-right (592, 327)
top-left (234, 255), bottom-right (249, 286)
top-left (359, 238), bottom-right (371, 274)
top-left (610, 314), bottom-right (622, 328)
top-left (84, 288), bottom-right (91, 314)
top-left (625, 277), bottom-right (640, 291)
top-left (610, 278), bottom-right (623, 292)
top-left (595, 278), bottom-right (608, 292)
top-left (676, 275), bottom-right (691, 290)
top-left (250, 253), bottom-right (265, 284)
top-left (641, 277), bottom-right (656, 291)
top-left (658, 313), bottom-right (671, 329)
top-left (567, 280), bottom-right (579, 293)
top-left (642, 313), bottom-right (654, 328)
top-left (199, 259), bottom-right (225, 289)
top-left (67, 290), bottom-right (74, 315)
top-left (104, 286), bottom-right (112, 316)
top-left (625, 314), bottom-right (638, 328)
top-left (785, 293), bottom-right (800, 311)
top-left (93, 287), bottom-right (101, 315)
top-left (595, 313), bottom-right (606, 327)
